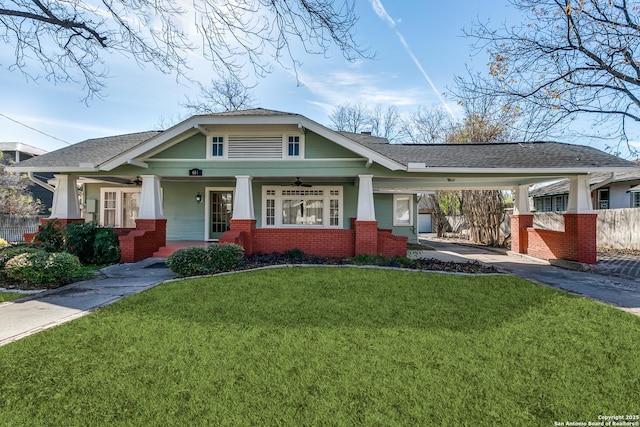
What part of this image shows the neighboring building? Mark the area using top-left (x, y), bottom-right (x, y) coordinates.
top-left (0, 142), bottom-right (53, 214)
top-left (8, 109), bottom-right (640, 264)
top-left (530, 170), bottom-right (640, 212)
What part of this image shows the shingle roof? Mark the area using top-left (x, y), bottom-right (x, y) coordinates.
top-left (13, 131), bottom-right (161, 169)
top-left (529, 170), bottom-right (640, 197)
top-left (339, 134), bottom-right (637, 169)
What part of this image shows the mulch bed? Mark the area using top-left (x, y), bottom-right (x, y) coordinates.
top-left (240, 253), bottom-right (500, 275)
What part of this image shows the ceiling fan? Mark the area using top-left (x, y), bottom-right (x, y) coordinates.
top-left (291, 177), bottom-right (312, 187)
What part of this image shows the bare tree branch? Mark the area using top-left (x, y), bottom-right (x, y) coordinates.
top-left (0, 0), bottom-right (368, 100)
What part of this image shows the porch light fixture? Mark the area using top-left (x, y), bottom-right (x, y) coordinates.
top-left (195, 192), bottom-right (202, 204)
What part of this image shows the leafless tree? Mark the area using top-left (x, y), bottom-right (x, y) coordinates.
top-left (183, 77), bottom-right (256, 113)
top-left (0, 0), bottom-right (367, 99)
top-left (461, 0), bottom-right (640, 156)
top-left (329, 103), bottom-right (371, 134)
top-left (401, 105), bottom-right (453, 144)
top-left (369, 105), bottom-right (403, 142)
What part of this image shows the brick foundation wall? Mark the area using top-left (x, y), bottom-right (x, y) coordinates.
top-left (522, 213), bottom-right (597, 264)
top-left (377, 229), bottom-right (408, 258)
top-left (511, 214), bottom-right (533, 254)
top-left (118, 219), bottom-right (167, 263)
top-left (219, 218), bottom-right (407, 258)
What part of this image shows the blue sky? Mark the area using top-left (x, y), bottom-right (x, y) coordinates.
top-left (0, 1), bottom-right (545, 153)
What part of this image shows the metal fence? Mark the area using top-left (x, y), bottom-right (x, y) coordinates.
top-left (0, 214), bottom-right (42, 243)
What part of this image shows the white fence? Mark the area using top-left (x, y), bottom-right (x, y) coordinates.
top-left (0, 215), bottom-right (41, 243)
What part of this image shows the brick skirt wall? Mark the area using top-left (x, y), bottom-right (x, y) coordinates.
top-left (118, 219), bottom-right (167, 263)
top-left (518, 213), bottom-right (597, 264)
top-left (220, 219), bottom-right (407, 258)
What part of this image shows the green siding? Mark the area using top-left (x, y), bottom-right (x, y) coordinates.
top-left (83, 181), bottom-right (415, 243)
top-left (149, 134), bottom-right (206, 159)
top-left (374, 193), bottom-right (418, 243)
top-left (304, 131), bottom-right (362, 159)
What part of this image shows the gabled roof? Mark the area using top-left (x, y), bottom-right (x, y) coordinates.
top-left (8, 108), bottom-right (640, 175)
top-left (530, 170), bottom-right (640, 197)
top-left (8, 131), bottom-right (161, 171)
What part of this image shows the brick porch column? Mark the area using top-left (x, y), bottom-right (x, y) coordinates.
top-left (511, 185), bottom-right (533, 254)
top-left (354, 175), bottom-right (378, 255)
top-left (565, 175), bottom-right (597, 264)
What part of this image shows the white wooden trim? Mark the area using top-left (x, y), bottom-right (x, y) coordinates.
top-left (204, 186), bottom-right (234, 241)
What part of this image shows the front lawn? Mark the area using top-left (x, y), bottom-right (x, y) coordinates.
top-left (0, 267), bottom-right (638, 425)
top-left (0, 291), bottom-right (24, 303)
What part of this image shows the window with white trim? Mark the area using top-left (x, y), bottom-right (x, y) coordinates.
top-left (287, 136), bottom-right (301, 158)
top-left (211, 136), bottom-right (224, 157)
top-left (632, 192), bottom-right (640, 208)
top-left (263, 186), bottom-right (342, 228)
top-left (393, 194), bottom-right (413, 226)
top-left (100, 188), bottom-right (142, 228)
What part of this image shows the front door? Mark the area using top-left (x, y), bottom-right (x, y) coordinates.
top-left (209, 191), bottom-right (233, 240)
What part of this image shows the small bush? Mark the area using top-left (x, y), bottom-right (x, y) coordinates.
top-left (283, 248), bottom-right (305, 260)
top-left (4, 251), bottom-right (82, 287)
top-left (34, 220), bottom-right (65, 252)
top-left (65, 222), bottom-right (120, 265)
top-left (166, 244), bottom-right (245, 276)
top-left (0, 238), bottom-right (8, 249)
top-left (208, 244), bottom-right (245, 272)
top-left (0, 244), bottom-right (44, 279)
top-left (166, 247), bottom-right (211, 276)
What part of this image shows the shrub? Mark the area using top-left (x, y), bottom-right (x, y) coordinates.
top-left (166, 247), bottom-right (211, 276)
top-left (65, 222), bottom-right (120, 265)
top-left (0, 244), bottom-right (44, 279)
top-left (283, 248), bottom-right (305, 260)
top-left (166, 244), bottom-right (245, 276)
top-left (208, 243), bottom-right (245, 272)
top-left (4, 251), bottom-right (82, 287)
top-left (34, 220), bottom-right (65, 252)
top-left (0, 238), bottom-right (8, 249)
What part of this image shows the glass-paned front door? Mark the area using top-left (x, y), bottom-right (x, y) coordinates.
top-left (210, 191), bottom-right (233, 239)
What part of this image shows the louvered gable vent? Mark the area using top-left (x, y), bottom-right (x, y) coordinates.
top-left (228, 135), bottom-right (283, 159)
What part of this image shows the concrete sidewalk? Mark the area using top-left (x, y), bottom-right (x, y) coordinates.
top-left (0, 258), bottom-right (176, 346)
top-left (416, 237), bottom-right (640, 317)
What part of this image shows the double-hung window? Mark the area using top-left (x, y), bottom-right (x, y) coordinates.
top-left (211, 136), bottom-right (224, 158)
top-left (287, 136), bottom-right (301, 157)
top-left (632, 192), bottom-right (640, 208)
top-left (393, 194), bottom-right (413, 226)
top-left (100, 188), bottom-right (142, 228)
top-left (263, 186), bottom-right (342, 228)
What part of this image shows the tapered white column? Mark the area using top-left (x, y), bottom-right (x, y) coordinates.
top-left (567, 175), bottom-right (593, 213)
top-left (50, 174), bottom-right (81, 219)
top-left (356, 175), bottom-right (376, 221)
top-left (513, 185), bottom-right (531, 215)
top-left (138, 175), bottom-right (164, 219)
top-left (233, 175), bottom-right (255, 220)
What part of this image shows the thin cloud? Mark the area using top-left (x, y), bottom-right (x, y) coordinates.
top-left (368, 0), bottom-right (455, 119)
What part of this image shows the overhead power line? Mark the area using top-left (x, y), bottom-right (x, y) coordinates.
top-left (0, 113), bottom-right (71, 145)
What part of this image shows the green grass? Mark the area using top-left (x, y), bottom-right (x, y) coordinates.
top-left (0, 267), bottom-right (638, 426)
top-left (0, 291), bottom-right (24, 303)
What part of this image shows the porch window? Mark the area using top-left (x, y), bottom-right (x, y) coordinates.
top-left (262, 186), bottom-right (342, 228)
top-left (554, 195), bottom-right (566, 212)
top-left (632, 192), bottom-right (640, 208)
top-left (393, 194), bottom-right (413, 226)
top-left (598, 189), bottom-right (610, 209)
top-left (100, 188), bottom-right (141, 228)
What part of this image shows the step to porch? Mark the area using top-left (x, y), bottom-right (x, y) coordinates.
top-left (153, 241), bottom-right (216, 258)
top-left (152, 247), bottom-right (179, 258)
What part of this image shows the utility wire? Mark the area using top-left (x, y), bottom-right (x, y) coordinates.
top-left (0, 113), bottom-right (71, 145)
